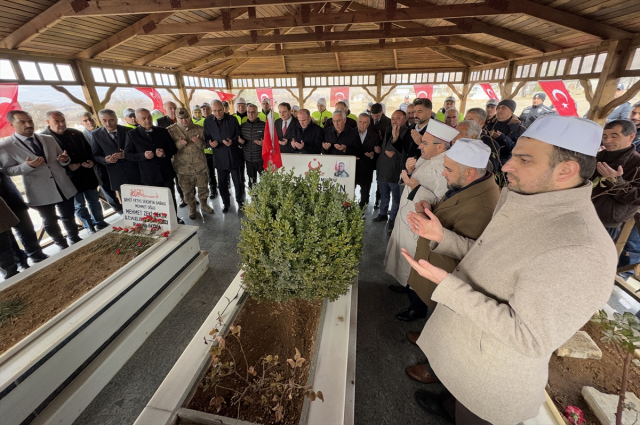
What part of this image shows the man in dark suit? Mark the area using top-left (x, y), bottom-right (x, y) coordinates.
top-left (204, 100), bottom-right (244, 213)
top-left (42, 110), bottom-right (108, 233)
top-left (322, 111), bottom-right (361, 156)
top-left (92, 109), bottom-right (140, 198)
top-left (394, 98), bottom-right (432, 169)
top-left (323, 101), bottom-right (357, 129)
top-left (156, 101), bottom-right (178, 128)
top-left (368, 103), bottom-right (391, 207)
top-left (291, 108), bottom-right (323, 154)
top-left (275, 102), bottom-right (299, 153)
top-left (124, 108), bottom-right (183, 223)
top-left (355, 113), bottom-right (381, 208)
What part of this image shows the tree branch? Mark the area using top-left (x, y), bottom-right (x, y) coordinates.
top-left (303, 87), bottom-right (317, 103)
top-left (51, 85), bottom-right (92, 113)
top-left (100, 86), bottom-right (116, 108)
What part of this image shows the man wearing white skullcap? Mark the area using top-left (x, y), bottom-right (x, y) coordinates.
top-left (402, 115), bottom-right (617, 424)
top-left (384, 119), bottom-right (458, 321)
top-left (312, 98), bottom-right (332, 128)
top-left (403, 138), bottom-right (500, 386)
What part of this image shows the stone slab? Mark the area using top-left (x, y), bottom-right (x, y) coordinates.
top-left (557, 331), bottom-right (602, 360)
top-left (582, 386), bottom-right (640, 425)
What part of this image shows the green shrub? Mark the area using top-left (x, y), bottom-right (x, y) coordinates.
top-left (238, 168), bottom-right (364, 302)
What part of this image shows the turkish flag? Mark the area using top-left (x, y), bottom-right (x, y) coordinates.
top-left (330, 87), bottom-right (349, 107)
top-left (211, 90), bottom-right (235, 102)
top-left (414, 84), bottom-right (433, 100)
top-left (538, 80), bottom-right (579, 117)
top-left (0, 84), bottom-right (21, 138)
top-left (135, 87), bottom-right (165, 113)
top-left (262, 102), bottom-right (282, 170)
top-left (479, 83), bottom-right (499, 100)
top-left (256, 88), bottom-right (274, 104)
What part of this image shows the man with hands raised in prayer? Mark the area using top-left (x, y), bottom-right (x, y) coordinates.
top-left (239, 104), bottom-right (266, 189)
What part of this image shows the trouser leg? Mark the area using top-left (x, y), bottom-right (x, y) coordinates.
top-left (230, 168), bottom-right (244, 204)
top-left (245, 161), bottom-right (258, 188)
top-left (175, 176), bottom-right (184, 200)
top-left (195, 173), bottom-right (210, 202)
top-left (12, 208), bottom-right (44, 257)
top-left (359, 181), bottom-right (372, 207)
top-left (74, 192), bottom-right (93, 230)
top-left (178, 174), bottom-right (197, 210)
top-left (9, 232), bottom-right (28, 269)
top-left (206, 153), bottom-right (217, 191)
top-left (58, 197), bottom-right (80, 240)
top-left (31, 203), bottom-right (65, 245)
top-left (0, 230), bottom-right (18, 279)
top-left (406, 288), bottom-right (429, 314)
top-left (217, 168), bottom-right (231, 206)
top-left (100, 185), bottom-right (122, 213)
top-left (388, 183), bottom-right (401, 220)
top-left (378, 182), bottom-right (391, 216)
top-left (84, 189), bottom-right (107, 227)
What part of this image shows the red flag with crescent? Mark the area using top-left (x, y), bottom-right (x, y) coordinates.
top-left (211, 90), bottom-right (235, 101)
top-left (135, 87), bottom-right (165, 113)
top-left (330, 87), bottom-right (350, 107)
top-left (538, 80), bottom-right (578, 117)
top-left (262, 104), bottom-right (282, 170)
top-left (414, 84), bottom-right (433, 100)
top-left (479, 83), bottom-right (499, 100)
top-left (256, 88), bottom-right (274, 104)
top-left (0, 84), bottom-right (21, 137)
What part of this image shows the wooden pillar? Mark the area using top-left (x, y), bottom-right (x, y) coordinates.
top-left (449, 83), bottom-right (472, 114)
top-left (587, 39), bottom-right (632, 125)
top-left (73, 60), bottom-right (102, 116)
top-left (226, 76), bottom-right (235, 113)
top-left (175, 71), bottom-right (190, 111)
top-left (298, 74), bottom-right (305, 108)
top-left (375, 72), bottom-right (383, 103)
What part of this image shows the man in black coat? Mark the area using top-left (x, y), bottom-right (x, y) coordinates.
top-left (322, 111), bottom-right (362, 157)
top-left (204, 100), bottom-right (244, 213)
top-left (275, 102), bottom-right (299, 153)
top-left (124, 108), bottom-right (182, 222)
top-left (483, 99), bottom-right (524, 166)
top-left (92, 109), bottom-right (141, 197)
top-left (239, 104), bottom-right (265, 189)
top-left (323, 101), bottom-right (357, 129)
top-left (291, 108), bottom-right (323, 154)
top-left (368, 102), bottom-right (391, 207)
top-left (392, 98), bottom-right (432, 169)
top-left (355, 113), bottom-right (380, 208)
top-left (156, 101), bottom-right (178, 128)
top-left (42, 111), bottom-right (108, 233)
top-left (0, 169), bottom-right (48, 263)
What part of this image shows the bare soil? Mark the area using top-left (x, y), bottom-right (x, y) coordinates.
top-left (548, 321), bottom-right (640, 424)
top-left (187, 297), bottom-right (323, 425)
top-left (0, 233), bottom-right (157, 356)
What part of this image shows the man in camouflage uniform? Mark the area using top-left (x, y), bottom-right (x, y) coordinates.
top-left (167, 108), bottom-right (215, 219)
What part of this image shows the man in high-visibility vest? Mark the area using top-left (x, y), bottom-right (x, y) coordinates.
top-left (122, 108), bottom-right (138, 129)
top-left (192, 105), bottom-right (205, 126)
top-left (232, 97), bottom-right (248, 125)
top-left (344, 100), bottom-right (359, 122)
top-left (312, 98), bottom-right (332, 127)
top-left (258, 98), bottom-right (280, 122)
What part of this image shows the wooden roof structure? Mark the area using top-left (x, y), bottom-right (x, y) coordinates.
top-left (1, 0), bottom-right (640, 123)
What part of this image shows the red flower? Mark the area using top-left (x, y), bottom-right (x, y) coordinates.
top-left (112, 226), bottom-right (117, 231)
top-left (137, 242), bottom-right (142, 247)
top-left (153, 212), bottom-right (159, 216)
top-left (343, 202), bottom-right (351, 208)
top-left (161, 213), bottom-right (167, 217)
top-left (124, 228), bottom-right (129, 232)
top-left (116, 248), bottom-right (121, 254)
top-left (162, 231), bottom-right (170, 238)
top-left (564, 406), bottom-right (586, 425)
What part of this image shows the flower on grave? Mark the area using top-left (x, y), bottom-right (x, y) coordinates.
top-left (161, 213), bottom-right (167, 218)
top-left (124, 228), bottom-right (129, 233)
top-left (153, 212), bottom-right (159, 216)
top-left (564, 406), bottom-right (586, 425)
top-left (137, 242), bottom-right (142, 247)
top-left (116, 248), bottom-right (121, 254)
top-left (162, 231), bottom-right (170, 238)
top-left (343, 202), bottom-right (351, 208)
top-left (112, 226), bottom-right (118, 231)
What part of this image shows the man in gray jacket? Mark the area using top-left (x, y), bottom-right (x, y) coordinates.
top-left (402, 116), bottom-right (617, 424)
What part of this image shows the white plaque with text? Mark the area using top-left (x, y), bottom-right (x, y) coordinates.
top-left (280, 154), bottom-right (356, 198)
top-left (120, 184), bottom-right (178, 231)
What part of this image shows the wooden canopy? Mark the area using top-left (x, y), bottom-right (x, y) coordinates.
top-left (0, 0), bottom-right (639, 122)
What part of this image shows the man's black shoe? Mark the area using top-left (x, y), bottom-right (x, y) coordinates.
top-left (388, 284), bottom-right (409, 293)
top-left (223, 205), bottom-right (230, 213)
top-left (414, 390), bottom-right (453, 423)
top-left (179, 200), bottom-right (187, 208)
top-left (237, 201), bottom-right (244, 209)
top-left (374, 202), bottom-right (380, 209)
top-left (55, 241), bottom-right (69, 250)
top-left (68, 235), bottom-right (82, 245)
top-left (387, 219), bottom-right (395, 229)
top-left (177, 218), bottom-right (185, 225)
top-left (30, 252), bottom-right (49, 263)
top-left (395, 308), bottom-right (427, 322)
top-left (372, 215), bottom-right (388, 223)
top-left (209, 190), bottom-right (218, 199)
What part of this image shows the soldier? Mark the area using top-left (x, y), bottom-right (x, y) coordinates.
top-left (519, 92), bottom-right (556, 128)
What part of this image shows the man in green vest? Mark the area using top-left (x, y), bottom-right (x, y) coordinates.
top-left (312, 98), bottom-right (332, 127)
top-left (258, 97), bottom-right (280, 122)
top-left (344, 100), bottom-right (359, 122)
top-left (436, 96), bottom-right (465, 123)
top-left (192, 105), bottom-right (205, 126)
top-left (232, 97), bottom-right (248, 125)
top-left (122, 108), bottom-right (138, 129)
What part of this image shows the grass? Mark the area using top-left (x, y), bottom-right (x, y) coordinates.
top-left (0, 299), bottom-right (26, 327)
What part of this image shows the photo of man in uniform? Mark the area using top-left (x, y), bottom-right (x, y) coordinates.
top-left (334, 161), bottom-right (349, 177)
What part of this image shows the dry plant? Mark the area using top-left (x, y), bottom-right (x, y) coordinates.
top-left (203, 314), bottom-right (323, 423)
top-left (591, 168), bottom-right (640, 200)
top-left (0, 299), bottom-right (26, 327)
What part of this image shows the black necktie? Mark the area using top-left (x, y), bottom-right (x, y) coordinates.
top-left (109, 131), bottom-right (116, 139)
top-left (27, 137), bottom-right (45, 158)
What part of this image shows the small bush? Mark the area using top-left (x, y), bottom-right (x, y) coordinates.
top-left (238, 168), bottom-right (364, 302)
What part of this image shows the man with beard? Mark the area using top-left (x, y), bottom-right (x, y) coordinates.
top-left (403, 138), bottom-right (500, 384)
top-left (402, 116), bottom-right (616, 425)
top-left (392, 98), bottom-right (433, 170)
top-left (484, 99), bottom-right (524, 166)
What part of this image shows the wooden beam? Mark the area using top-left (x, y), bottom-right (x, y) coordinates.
top-left (180, 47), bottom-right (236, 71)
top-left (51, 85), bottom-right (92, 113)
top-left (72, 60), bottom-right (103, 116)
top-left (194, 26), bottom-right (465, 47)
top-left (206, 59), bottom-right (243, 74)
top-left (0, 0), bottom-right (73, 49)
top-left (72, 0), bottom-right (324, 16)
top-left (282, 56), bottom-right (287, 73)
top-left (601, 80), bottom-right (640, 118)
top-left (131, 8), bottom-right (247, 66)
top-left (588, 39), bottom-right (632, 123)
top-left (147, 4), bottom-right (512, 35)
top-left (76, 13), bottom-right (174, 59)
top-left (428, 47), bottom-right (476, 67)
top-left (429, 46), bottom-right (496, 65)
top-left (505, 0), bottom-right (633, 40)
top-left (447, 36), bottom-right (518, 60)
top-left (176, 72), bottom-right (191, 111)
top-left (446, 18), bottom-right (562, 53)
top-left (335, 53), bottom-right (342, 72)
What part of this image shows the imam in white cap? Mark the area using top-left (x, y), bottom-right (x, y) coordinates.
top-left (426, 119), bottom-right (460, 143)
top-left (446, 138), bottom-right (491, 168)
top-left (235, 97), bottom-right (246, 104)
top-left (520, 115), bottom-right (603, 157)
top-left (317, 98), bottom-right (327, 106)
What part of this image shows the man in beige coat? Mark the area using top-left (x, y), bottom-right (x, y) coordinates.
top-left (402, 116), bottom-right (617, 424)
top-left (167, 108), bottom-right (214, 219)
